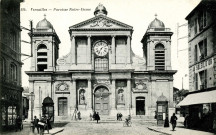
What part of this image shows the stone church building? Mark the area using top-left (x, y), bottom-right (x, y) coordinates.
top-left (26, 4), bottom-right (176, 120)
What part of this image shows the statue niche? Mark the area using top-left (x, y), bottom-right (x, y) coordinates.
top-left (79, 89), bottom-right (86, 105)
top-left (117, 89), bottom-right (124, 104)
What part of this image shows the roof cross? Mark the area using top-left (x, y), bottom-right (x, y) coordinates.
top-left (44, 14), bottom-right (46, 19)
top-left (155, 13), bottom-right (157, 18)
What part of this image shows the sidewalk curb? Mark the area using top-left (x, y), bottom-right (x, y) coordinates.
top-left (51, 129), bottom-right (64, 135)
top-left (147, 127), bottom-right (171, 135)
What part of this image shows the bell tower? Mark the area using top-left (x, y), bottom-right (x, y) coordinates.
top-left (141, 15), bottom-right (173, 71)
top-left (30, 15), bottom-right (61, 71)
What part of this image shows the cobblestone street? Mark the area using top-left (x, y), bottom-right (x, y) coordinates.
top-left (59, 121), bottom-right (162, 135)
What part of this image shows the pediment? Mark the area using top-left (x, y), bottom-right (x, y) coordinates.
top-left (70, 15), bottom-right (133, 30)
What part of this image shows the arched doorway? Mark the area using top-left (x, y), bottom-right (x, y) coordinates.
top-left (136, 97), bottom-right (145, 115)
top-left (94, 86), bottom-right (109, 115)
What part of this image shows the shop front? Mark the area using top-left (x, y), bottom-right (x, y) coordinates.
top-left (178, 90), bottom-right (216, 132)
top-left (0, 86), bottom-right (23, 131)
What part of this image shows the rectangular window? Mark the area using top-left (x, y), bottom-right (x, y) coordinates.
top-left (95, 58), bottom-right (108, 72)
top-left (194, 18), bottom-right (197, 34)
top-left (195, 73), bottom-right (198, 90)
top-left (198, 11), bottom-right (207, 32)
top-left (199, 70), bottom-right (207, 89)
top-left (58, 98), bottom-right (67, 116)
top-left (204, 38), bottom-right (207, 57)
top-left (194, 45), bottom-right (197, 62)
top-left (198, 38), bottom-right (207, 61)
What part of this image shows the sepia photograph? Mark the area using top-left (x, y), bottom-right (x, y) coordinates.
top-left (0, 0), bottom-right (216, 134)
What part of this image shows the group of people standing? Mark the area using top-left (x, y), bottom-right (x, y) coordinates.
top-left (90, 111), bottom-right (100, 123)
top-left (117, 113), bottom-right (123, 121)
top-left (32, 115), bottom-right (52, 134)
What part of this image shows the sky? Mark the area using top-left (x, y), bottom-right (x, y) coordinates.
top-left (20, 0), bottom-right (201, 90)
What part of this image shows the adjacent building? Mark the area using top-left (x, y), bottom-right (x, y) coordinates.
top-left (26, 4), bottom-right (176, 121)
top-left (178, 0), bottom-right (216, 131)
top-left (0, 0), bottom-right (24, 131)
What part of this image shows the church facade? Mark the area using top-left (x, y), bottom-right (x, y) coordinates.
top-left (26, 4), bottom-right (176, 120)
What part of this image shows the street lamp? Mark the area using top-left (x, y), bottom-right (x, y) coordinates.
top-left (30, 92), bottom-right (35, 121)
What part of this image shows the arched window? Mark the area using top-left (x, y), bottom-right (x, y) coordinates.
top-left (155, 44), bottom-right (165, 70)
top-left (37, 44), bottom-right (48, 71)
top-left (10, 63), bottom-right (17, 82)
top-left (79, 89), bottom-right (86, 105)
top-left (1, 58), bottom-right (6, 78)
top-left (95, 58), bottom-right (108, 72)
top-left (117, 89), bottom-right (124, 104)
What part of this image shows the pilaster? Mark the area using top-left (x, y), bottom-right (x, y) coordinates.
top-left (87, 35), bottom-right (91, 64)
top-left (127, 35), bottom-right (131, 64)
top-left (71, 36), bottom-right (76, 64)
top-left (87, 79), bottom-right (92, 109)
top-left (111, 35), bottom-right (116, 64)
top-left (127, 79), bottom-right (131, 109)
top-left (71, 79), bottom-right (77, 109)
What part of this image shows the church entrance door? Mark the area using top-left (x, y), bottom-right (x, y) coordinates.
top-left (94, 86), bottom-right (109, 115)
top-left (136, 97), bottom-right (145, 115)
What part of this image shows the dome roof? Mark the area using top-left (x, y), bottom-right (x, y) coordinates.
top-left (94, 3), bottom-right (108, 16)
top-left (148, 18), bottom-right (165, 28)
top-left (157, 93), bottom-right (168, 102)
top-left (36, 16), bottom-right (53, 29)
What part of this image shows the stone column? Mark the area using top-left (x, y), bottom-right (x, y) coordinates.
top-left (71, 36), bottom-right (76, 64)
top-left (166, 40), bottom-right (172, 70)
top-left (111, 35), bottom-right (116, 64)
top-left (111, 79), bottom-right (116, 109)
top-left (87, 79), bottom-right (92, 109)
top-left (71, 79), bottom-right (77, 115)
top-left (127, 79), bottom-right (131, 109)
top-left (28, 81), bottom-right (33, 121)
top-left (127, 35), bottom-right (131, 64)
top-left (110, 79), bottom-right (116, 115)
top-left (87, 35), bottom-right (91, 64)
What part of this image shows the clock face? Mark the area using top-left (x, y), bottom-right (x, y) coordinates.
top-left (94, 42), bottom-right (109, 56)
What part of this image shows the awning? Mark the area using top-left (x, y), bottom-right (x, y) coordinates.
top-left (177, 90), bottom-right (216, 106)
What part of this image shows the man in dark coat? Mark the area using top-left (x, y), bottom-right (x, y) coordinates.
top-left (93, 111), bottom-right (96, 121)
top-left (32, 116), bottom-right (40, 133)
top-left (95, 112), bottom-right (100, 123)
top-left (15, 116), bottom-right (22, 132)
top-left (170, 113), bottom-right (178, 131)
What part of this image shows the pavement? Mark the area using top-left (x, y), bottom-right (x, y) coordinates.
top-left (147, 124), bottom-right (215, 135)
top-left (1, 121), bottom-right (64, 135)
top-left (2, 118), bottom-right (215, 135)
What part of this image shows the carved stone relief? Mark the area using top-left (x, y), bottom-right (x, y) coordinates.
top-left (90, 18), bottom-right (112, 27)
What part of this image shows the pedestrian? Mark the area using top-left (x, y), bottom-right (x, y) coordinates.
top-left (90, 113), bottom-right (93, 121)
top-left (119, 113), bottom-right (123, 121)
top-left (77, 111), bottom-right (81, 120)
top-left (170, 113), bottom-right (178, 131)
top-left (38, 116), bottom-right (46, 135)
top-left (93, 111), bottom-right (96, 121)
top-left (44, 116), bottom-right (50, 134)
top-left (164, 116), bottom-right (169, 127)
top-left (184, 114), bottom-right (190, 128)
top-left (47, 116), bottom-right (52, 130)
top-left (32, 116), bottom-right (40, 133)
top-left (95, 112), bottom-right (100, 123)
top-left (117, 113), bottom-right (119, 121)
top-left (15, 115), bottom-right (22, 132)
